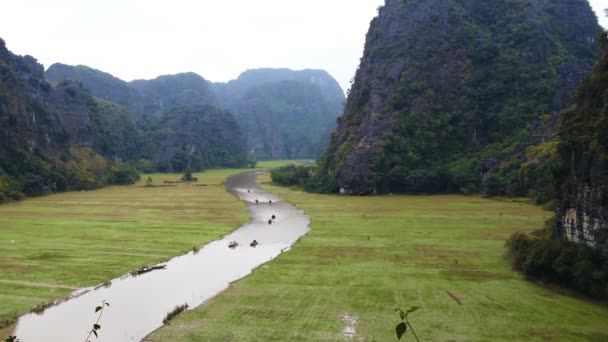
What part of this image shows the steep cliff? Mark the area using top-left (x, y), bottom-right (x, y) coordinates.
top-left (213, 69), bottom-right (345, 159)
top-left (0, 39), bottom-right (70, 198)
top-left (555, 38), bottom-right (608, 249)
top-left (320, 0), bottom-right (601, 195)
top-left (0, 39), bottom-right (141, 200)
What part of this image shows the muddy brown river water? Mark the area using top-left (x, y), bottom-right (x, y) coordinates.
top-left (0, 172), bottom-right (310, 341)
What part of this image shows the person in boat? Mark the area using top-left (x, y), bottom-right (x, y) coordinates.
top-left (250, 240), bottom-right (258, 247)
top-left (268, 219), bottom-right (272, 225)
top-left (229, 241), bottom-right (238, 248)
top-left (272, 214), bottom-right (276, 220)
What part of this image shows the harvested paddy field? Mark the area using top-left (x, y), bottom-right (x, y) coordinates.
top-left (149, 174), bottom-right (608, 341)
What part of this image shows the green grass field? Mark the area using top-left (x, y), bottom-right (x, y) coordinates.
top-left (0, 165), bottom-right (288, 327)
top-left (149, 174), bottom-right (608, 341)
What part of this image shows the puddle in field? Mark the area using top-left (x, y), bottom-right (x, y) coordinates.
top-left (0, 172), bottom-right (310, 342)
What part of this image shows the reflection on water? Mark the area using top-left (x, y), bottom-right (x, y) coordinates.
top-left (1, 172), bottom-right (310, 342)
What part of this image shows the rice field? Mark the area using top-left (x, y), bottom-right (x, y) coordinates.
top-left (148, 174), bottom-right (608, 341)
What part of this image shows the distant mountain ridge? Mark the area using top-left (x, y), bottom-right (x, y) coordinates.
top-left (45, 63), bottom-right (142, 111)
top-left (213, 68), bottom-right (345, 159)
top-left (47, 64), bottom-right (346, 160)
top-left (213, 68), bottom-right (344, 107)
top-left (46, 65), bottom-right (220, 121)
top-left (45, 63), bottom-right (248, 172)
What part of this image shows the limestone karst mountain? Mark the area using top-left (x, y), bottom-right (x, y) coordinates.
top-left (319, 0), bottom-right (602, 196)
top-left (213, 68), bottom-right (345, 159)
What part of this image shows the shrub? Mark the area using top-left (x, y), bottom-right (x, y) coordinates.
top-left (163, 304), bottom-right (189, 324)
top-left (505, 228), bottom-right (608, 300)
top-left (303, 175), bottom-right (340, 194)
top-left (271, 165), bottom-right (311, 187)
top-left (181, 171), bottom-right (193, 182)
top-left (111, 162), bottom-right (140, 185)
top-left (271, 165), bottom-right (339, 194)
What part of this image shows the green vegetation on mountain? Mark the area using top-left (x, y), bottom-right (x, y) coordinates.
top-left (504, 29), bottom-right (608, 296)
top-left (554, 30), bottom-right (608, 249)
top-left (46, 66), bottom-right (220, 123)
top-left (129, 72), bottom-right (219, 122)
top-left (45, 63), bottom-right (141, 110)
top-left (214, 69), bottom-right (345, 159)
top-left (46, 62), bottom-right (249, 172)
top-left (2, 37), bottom-right (250, 203)
top-left (320, 0), bottom-right (601, 198)
top-left (141, 105), bottom-right (249, 172)
top-left (46, 65), bottom-right (345, 163)
top-left (0, 38), bottom-right (140, 202)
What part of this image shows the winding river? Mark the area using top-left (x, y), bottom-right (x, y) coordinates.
top-left (0, 171), bottom-right (310, 341)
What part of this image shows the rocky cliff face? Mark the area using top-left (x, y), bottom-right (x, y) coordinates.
top-left (1, 38), bottom-right (70, 197)
top-left (213, 69), bottom-right (345, 159)
top-left (555, 43), bottom-right (608, 249)
top-left (0, 38), bottom-right (144, 199)
top-left (320, 0), bottom-right (601, 195)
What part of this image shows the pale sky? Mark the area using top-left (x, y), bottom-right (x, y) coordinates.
top-left (0, 0), bottom-right (606, 93)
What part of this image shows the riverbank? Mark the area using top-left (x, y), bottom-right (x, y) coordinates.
top-left (149, 174), bottom-right (608, 341)
top-left (0, 164), bottom-right (290, 329)
top-left (1, 170), bottom-right (310, 341)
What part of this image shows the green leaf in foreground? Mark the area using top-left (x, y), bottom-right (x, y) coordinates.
top-left (396, 322), bottom-right (407, 340)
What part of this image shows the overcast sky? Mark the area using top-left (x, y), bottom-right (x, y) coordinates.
top-left (1, 0), bottom-right (606, 93)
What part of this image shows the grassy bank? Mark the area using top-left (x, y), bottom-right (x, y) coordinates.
top-left (0, 165), bottom-right (285, 327)
top-left (150, 174), bottom-right (608, 341)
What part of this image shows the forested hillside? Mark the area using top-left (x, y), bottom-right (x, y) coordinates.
top-left (48, 65), bottom-right (345, 161)
top-left (140, 105), bottom-right (249, 172)
top-left (0, 38), bottom-right (139, 202)
top-left (555, 33), bottom-right (608, 249)
top-left (319, 0), bottom-right (601, 196)
top-left (503, 33), bottom-right (608, 298)
top-left (213, 69), bottom-right (345, 159)
top-left (0, 38), bottom-right (254, 202)
top-left (129, 72), bottom-right (219, 122)
top-left (45, 63), bottom-right (249, 172)
top-left (46, 66), bottom-right (220, 122)
top-left (45, 63), bottom-right (142, 111)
